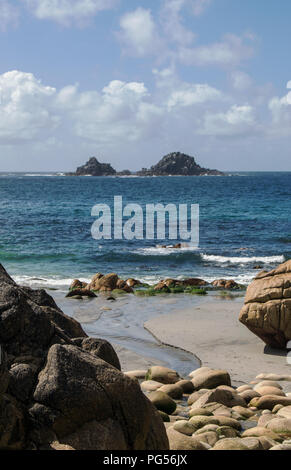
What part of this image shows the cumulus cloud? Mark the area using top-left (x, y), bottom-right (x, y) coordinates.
top-left (0, 71), bottom-right (165, 146)
top-left (65, 80), bottom-right (163, 143)
top-left (0, 71), bottom-right (58, 143)
top-left (118, 7), bottom-right (162, 57)
top-left (0, 0), bottom-right (19, 31)
top-left (118, 0), bottom-right (212, 58)
top-left (199, 104), bottom-right (256, 136)
top-left (268, 81), bottom-right (291, 135)
top-left (22, 0), bottom-right (117, 26)
top-left (2, 68), bottom-right (281, 153)
top-left (161, 0), bottom-right (195, 46)
top-left (167, 83), bottom-right (222, 108)
top-left (178, 34), bottom-right (255, 67)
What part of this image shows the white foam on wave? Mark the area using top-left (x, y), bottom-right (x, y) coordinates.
top-left (130, 272), bottom-right (256, 286)
top-left (135, 244), bottom-right (200, 256)
top-left (201, 254), bottom-right (285, 265)
top-left (12, 269), bottom-right (257, 290)
top-left (12, 275), bottom-right (91, 290)
top-left (24, 173), bottom-right (56, 177)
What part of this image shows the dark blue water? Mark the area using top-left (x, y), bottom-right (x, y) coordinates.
top-left (0, 172), bottom-right (290, 289)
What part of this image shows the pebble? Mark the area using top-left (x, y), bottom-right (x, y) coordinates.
top-left (142, 365), bottom-right (291, 451)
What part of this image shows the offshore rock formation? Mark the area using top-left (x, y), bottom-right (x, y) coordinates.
top-left (69, 152), bottom-right (223, 176)
top-left (137, 152), bottom-right (224, 176)
top-left (0, 264), bottom-right (168, 450)
top-left (239, 259), bottom-right (291, 349)
top-left (74, 157), bottom-right (116, 176)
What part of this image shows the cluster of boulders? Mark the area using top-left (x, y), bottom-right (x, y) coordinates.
top-left (68, 273), bottom-right (243, 299)
top-left (125, 365), bottom-right (291, 450)
top-left (0, 264), bottom-right (168, 450)
top-left (155, 278), bottom-right (207, 290)
top-left (240, 259), bottom-right (291, 348)
top-left (153, 278), bottom-right (242, 293)
top-left (212, 279), bottom-right (240, 289)
top-left (67, 273), bottom-right (142, 298)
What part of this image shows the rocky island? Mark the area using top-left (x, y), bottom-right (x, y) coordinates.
top-left (137, 152), bottom-right (224, 176)
top-left (67, 152), bottom-right (224, 177)
top-left (68, 157), bottom-right (116, 176)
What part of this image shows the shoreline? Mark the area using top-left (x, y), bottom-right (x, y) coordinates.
top-left (11, 264), bottom-right (291, 385)
top-left (52, 290), bottom-right (205, 377)
top-left (51, 287), bottom-right (291, 385)
top-left (145, 298), bottom-right (290, 385)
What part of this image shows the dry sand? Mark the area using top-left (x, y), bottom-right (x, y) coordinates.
top-left (145, 298), bottom-right (290, 385)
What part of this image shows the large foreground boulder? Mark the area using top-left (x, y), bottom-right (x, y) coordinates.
top-left (239, 260), bottom-right (291, 348)
top-left (0, 264), bottom-right (168, 450)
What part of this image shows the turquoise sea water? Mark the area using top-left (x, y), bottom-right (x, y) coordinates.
top-left (0, 172), bottom-right (290, 289)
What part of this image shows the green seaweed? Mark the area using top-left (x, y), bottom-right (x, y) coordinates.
top-left (112, 289), bottom-right (127, 295)
top-left (185, 287), bottom-right (208, 295)
top-left (137, 282), bottom-right (151, 289)
top-left (134, 289), bottom-right (157, 297)
top-left (170, 286), bottom-right (185, 294)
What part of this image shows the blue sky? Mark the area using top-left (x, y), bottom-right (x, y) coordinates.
top-left (0, 0), bottom-right (290, 172)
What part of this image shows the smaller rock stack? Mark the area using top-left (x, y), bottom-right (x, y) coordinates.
top-left (75, 157), bottom-right (116, 176)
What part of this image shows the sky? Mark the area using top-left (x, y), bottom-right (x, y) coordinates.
top-left (0, 0), bottom-right (291, 172)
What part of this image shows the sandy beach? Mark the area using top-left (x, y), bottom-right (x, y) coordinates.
top-left (145, 298), bottom-right (290, 386)
top-left (53, 290), bottom-right (291, 385)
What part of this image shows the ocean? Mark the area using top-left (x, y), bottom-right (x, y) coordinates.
top-left (0, 171), bottom-right (290, 290)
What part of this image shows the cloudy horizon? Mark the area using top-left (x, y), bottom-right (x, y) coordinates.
top-left (0, 0), bottom-right (290, 172)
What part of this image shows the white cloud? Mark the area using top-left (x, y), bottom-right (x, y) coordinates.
top-left (167, 83), bottom-right (222, 108)
top-left (179, 34), bottom-right (255, 67)
top-left (0, 0), bottom-right (19, 31)
top-left (199, 104), bottom-right (256, 136)
top-left (231, 71), bottom-right (252, 91)
top-left (161, 0), bottom-right (195, 46)
top-left (22, 0), bottom-right (117, 26)
top-left (0, 71), bottom-right (58, 143)
top-left (58, 79), bottom-right (163, 143)
top-left (1, 68), bottom-right (277, 156)
top-left (0, 71), bottom-right (165, 146)
top-left (191, 0), bottom-right (212, 16)
top-left (268, 82), bottom-right (291, 135)
top-left (153, 67), bottom-right (175, 80)
top-left (118, 7), bottom-right (161, 57)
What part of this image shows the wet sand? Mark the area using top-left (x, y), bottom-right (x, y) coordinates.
top-left (113, 344), bottom-right (165, 371)
top-left (145, 299), bottom-right (290, 385)
top-left (52, 290), bottom-right (290, 384)
top-left (52, 291), bottom-right (202, 376)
